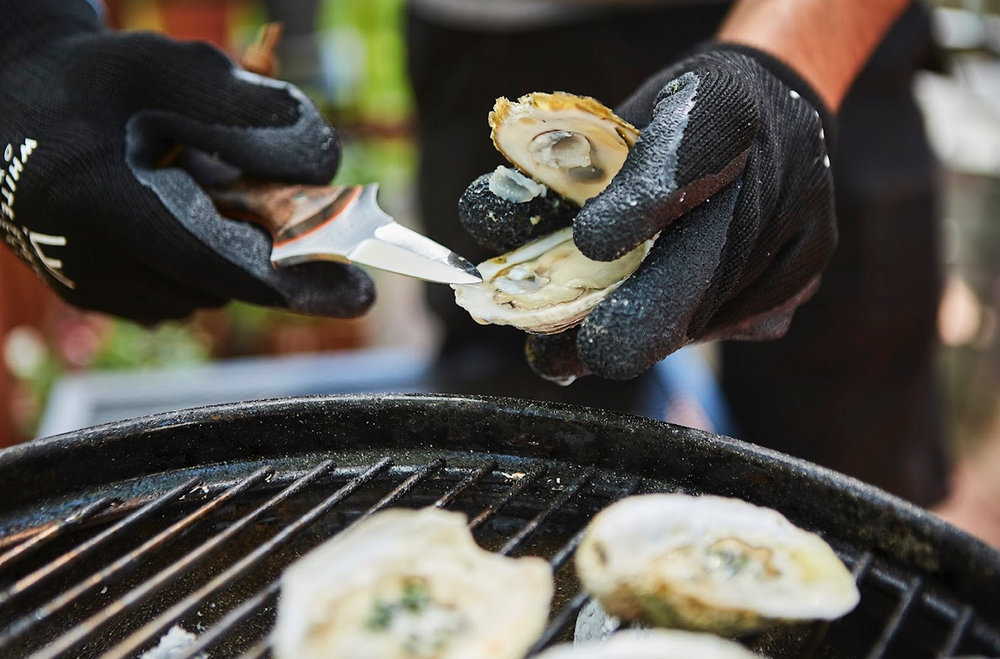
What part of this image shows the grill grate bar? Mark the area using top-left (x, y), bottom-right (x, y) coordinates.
top-left (796, 550), bottom-right (874, 659)
top-left (938, 605), bottom-right (973, 657)
top-left (0, 478), bottom-right (198, 609)
top-left (181, 458), bottom-right (486, 659)
top-left (435, 461), bottom-right (496, 509)
top-left (0, 469), bottom-right (269, 653)
top-left (500, 472), bottom-right (593, 557)
top-left (469, 468), bottom-right (546, 531)
top-left (24, 464), bottom-right (287, 659)
top-left (354, 460), bottom-right (445, 524)
top-left (99, 459), bottom-right (393, 659)
top-left (548, 480), bottom-right (641, 572)
top-left (175, 581), bottom-right (280, 659)
top-left (850, 550), bottom-right (875, 578)
top-left (550, 528), bottom-right (586, 573)
top-left (0, 498), bottom-right (113, 571)
top-left (864, 575), bottom-right (921, 659)
top-left (527, 590), bottom-right (591, 656)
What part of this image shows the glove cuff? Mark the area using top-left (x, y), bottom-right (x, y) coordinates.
top-left (693, 40), bottom-right (838, 157)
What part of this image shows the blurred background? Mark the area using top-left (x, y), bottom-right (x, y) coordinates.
top-left (1, 0), bottom-right (999, 505)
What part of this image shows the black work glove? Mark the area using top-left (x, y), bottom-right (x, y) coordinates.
top-left (461, 43), bottom-right (837, 382)
top-left (0, 1), bottom-right (374, 323)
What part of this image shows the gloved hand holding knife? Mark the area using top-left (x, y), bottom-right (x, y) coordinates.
top-left (459, 0), bottom-right (911, 383)
top-left (0, 0), bottom-right (479, 325)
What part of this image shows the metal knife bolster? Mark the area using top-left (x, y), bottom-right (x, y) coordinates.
top-left (208, 181), bottom-right (484, 284)
top-left (267, 184), bottom-right (389, 267)
top-left (207, 181), bottom-right (364, 255)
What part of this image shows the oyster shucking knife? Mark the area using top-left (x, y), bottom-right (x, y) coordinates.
top-left (208, 181), bottom-right (483, 285)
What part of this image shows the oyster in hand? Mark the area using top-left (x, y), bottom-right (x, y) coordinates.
top-left (272, 507), bottom-right (553, 659)
top-left (454, 92), bottom-right (651, 336)
top-left (575, 494), bottom-right (860, 635)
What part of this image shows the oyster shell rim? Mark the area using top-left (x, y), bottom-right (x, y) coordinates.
top-left (574, 494), bottom-right (861, 634)
top-left (489, 91), bottom-right (641, 207)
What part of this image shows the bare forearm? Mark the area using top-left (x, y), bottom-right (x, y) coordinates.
top-left (718, 0), bottom-right (911, 111)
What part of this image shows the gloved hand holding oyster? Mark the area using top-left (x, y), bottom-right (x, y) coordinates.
top-left (453, 43), bottom-right (837, 383)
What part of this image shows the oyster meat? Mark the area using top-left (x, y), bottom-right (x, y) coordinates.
top-left (272, 507), bottom-right (553, 659)
top-left (454, 92), bottom-right (650, 335)
top-left (575, 494), bottom-right (860, 635)
top-left (535, 630), bottom-right (759, 659)
top-left (454, 227), bottom-right (651, 335)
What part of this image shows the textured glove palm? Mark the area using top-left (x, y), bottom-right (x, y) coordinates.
top-left (463, 44), bottom-right (837, 382)
top-left (0, 1), bottom-right (374, 323)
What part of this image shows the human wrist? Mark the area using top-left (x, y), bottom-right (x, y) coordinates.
top-left (717, 0), bottom-right (911, 111)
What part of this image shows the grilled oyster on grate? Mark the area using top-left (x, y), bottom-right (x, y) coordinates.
top-left (453, 92), bottom-right (651, 335)
top-left (535, 629), bottom-right (760, 659)
top-left (272, 507), bottom-right (553, 659)
top-left (575, 494), bottom-right (860, 635)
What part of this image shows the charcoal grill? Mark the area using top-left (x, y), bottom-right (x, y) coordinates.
top-left (0, 394), bottom-right (997, 659)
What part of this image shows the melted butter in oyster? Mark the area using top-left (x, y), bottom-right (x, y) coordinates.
top-left (454, 227), bottom-right (650, 335)
top-left (272, 508), bottom-right (553, 659)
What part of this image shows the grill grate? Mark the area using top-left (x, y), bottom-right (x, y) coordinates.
top-left (0, 454), bottom-right (997, 659)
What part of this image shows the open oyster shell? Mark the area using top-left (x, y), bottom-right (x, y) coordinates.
top-left (454, 92), bottom-right (649, 335)
top-left (453, 227), bottom-right (651, 335)
top-left (575, 494), bottom-right (860, 636)
top-left (272, 507), bottom-right (553, 659)
top-left (490, 92), bottom-right (640, 206)
top-left (535, 630), bottom-right (760, 659)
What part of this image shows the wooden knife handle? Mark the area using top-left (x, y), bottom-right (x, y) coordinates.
top-left (209, 181), bottom-right (361, 244)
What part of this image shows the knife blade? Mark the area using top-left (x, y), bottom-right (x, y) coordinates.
top-left (208, 180), bottom-right (482, 285)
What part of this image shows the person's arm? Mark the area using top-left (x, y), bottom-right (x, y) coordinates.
top-left (718, 0), bottom-right (911, 111)
top-left (461, 0), bottom-right (914, 383)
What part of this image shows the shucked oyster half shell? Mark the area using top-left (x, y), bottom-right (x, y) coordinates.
top-left (454, 92), bottom-right (649, 335)
top-left (535, 630), bottom-right (760, 659)
top-left (490, 92), bottom-right (640, 206)
top-left (272, 507), bottom-right (553, 659)
top-left (575, 494), bottom-right (860, 636)
top-left (454, 227), bottom-right (652, 335)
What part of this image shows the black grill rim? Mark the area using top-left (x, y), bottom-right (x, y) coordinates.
top-left (0, 393), bottom-right (998, 636)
